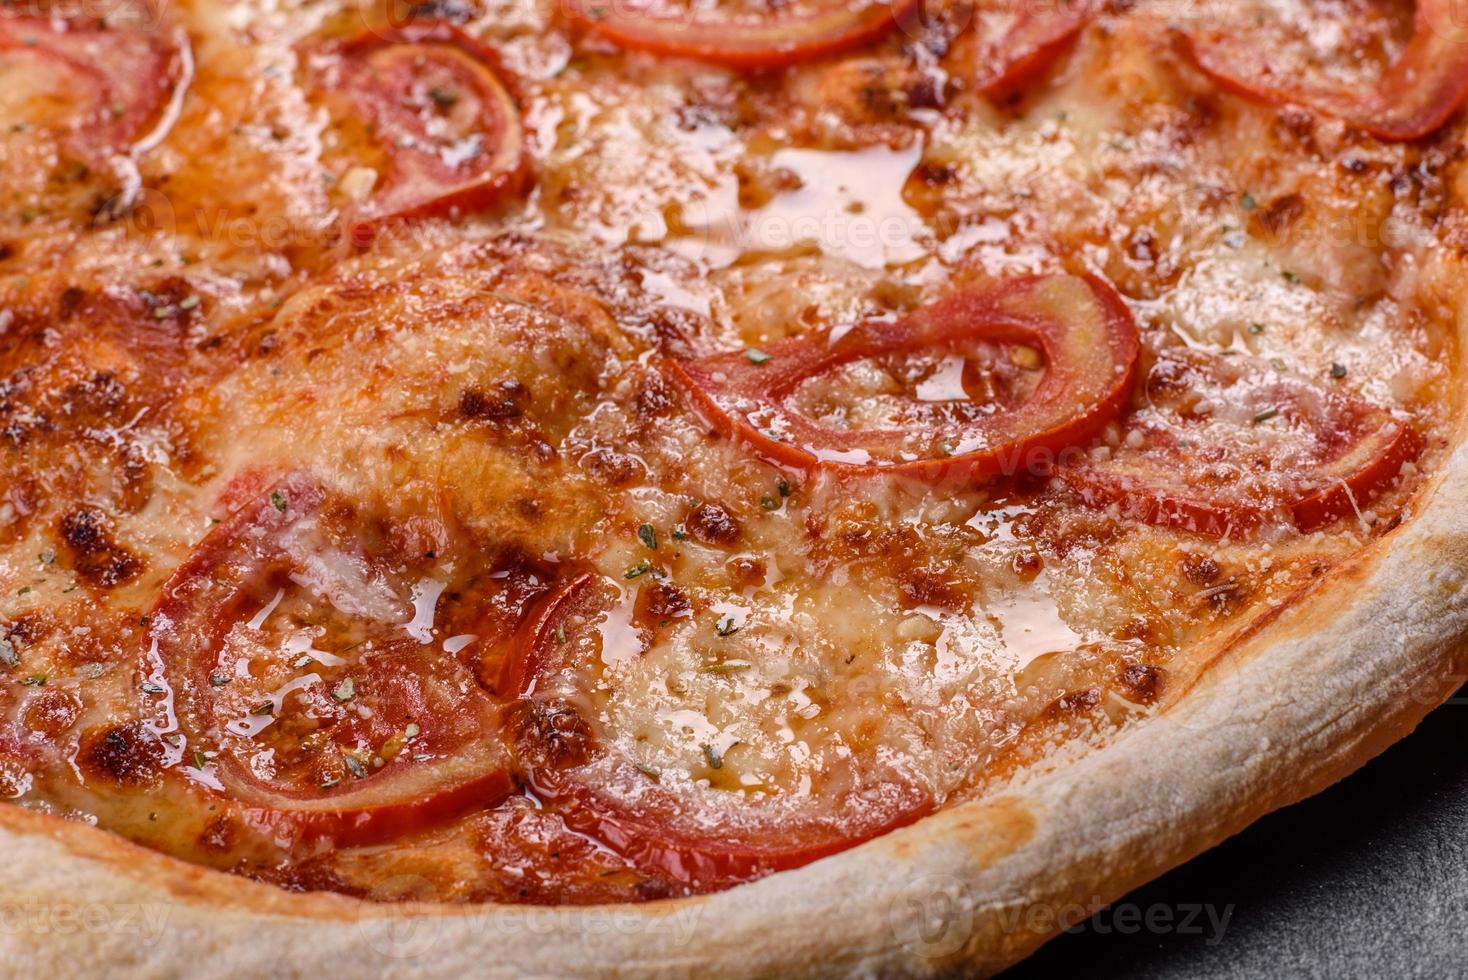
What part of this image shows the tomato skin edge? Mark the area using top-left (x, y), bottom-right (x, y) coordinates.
top-left (667, 274), bottom-right (1140, 484)
top-left (567, 0), bottom-right (922, 70)
top-left (149, 472), bottom-right (518, 847)
top-left (234, 765), bottom-right (515, 849)
top-left (503, 578), bottom-right (934, 889)
top-left (0, 6), bottom-right (191, 162)
top-left (1055, 410), bottom-right (1424, 539)
top-left (333, 21), bottom-right (530, 245)
top-left (974, 0), bottom-right (1101, 96)
top-left (520, 764), bottom-right (934, 889)
top-left (497, 572), bottom-right (599, 699)
top-left (1288, 420), bottom-right (1424, 533)
top-left (1183, 0), bottom-right (1468, 141)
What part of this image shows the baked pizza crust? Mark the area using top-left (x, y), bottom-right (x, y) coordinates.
top-left (1, 369), bottom-right (1463, 977)
top-left (4, 0), bottom-right (1467, 973)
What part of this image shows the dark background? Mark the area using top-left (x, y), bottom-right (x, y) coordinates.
top-left (1003, 687), bottom-right (1468, 978)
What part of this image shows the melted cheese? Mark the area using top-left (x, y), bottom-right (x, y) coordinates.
top-left (0, 0), bottom-right (1460, 903)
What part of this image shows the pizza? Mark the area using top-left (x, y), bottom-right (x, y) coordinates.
top-left (2, 0), bottom-right (1467, 974)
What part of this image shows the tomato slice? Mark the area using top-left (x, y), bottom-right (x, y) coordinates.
top-left (1184, 0), bottom-right (1468, 140)
top-left (1055, 350), bottom-right (1424, 538)
top-left (565, 0), bottom-right (919, 69)
top-left (501, 574), bottom-right (932, 889)
top-left (971, 0), bottom-right (1099, 95)
top-left (0, 2), bottom-right (189, 162)
top-left (328, 22), bottom-right (527, 242)
top-left (147, 472), bottom-right (514, 846)
top-left (667, 274), bottom-right (1139, 482)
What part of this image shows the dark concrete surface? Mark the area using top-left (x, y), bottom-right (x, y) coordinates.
top-left (1004, 687), bottom-right (1468, 979)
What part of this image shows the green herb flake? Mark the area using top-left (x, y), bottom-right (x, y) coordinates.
top-left (209, 673), bottom-right (230, 686)
top-left (671, 525), bottom-right (687, 540)
top-left (638, 524), bottom-right (658, 551)
top-left (1282, 270), bottom-right (1301, 285)
top-left (555, 624), bottom-right (567, 643)
top-left (292, 655), bottom-right (313, 669)
top-left (319, 778), bottom-right (341, 790)
top-left (760, 495), bottom-right (778, 510)
top-left (270, 490), bottom-right (288, 513)
top-left (700, 660), bottom-right (751, 675)
top-left (701, 743), bottom-right (723, 770)
top-left (1241, 192), bottom-right (1257, 211)
top-left (634, 762), bottom-right (662, 779)
top-left (16, 586), bottom-right (31, 596)
top-left (192, 751), bottom-right (208, 770)
top-left (344, 755), bottom-right (367, 779)
top-left (19, 675), bottom-right (45, 686)
top-left (777, 479), bottom-right (792, 497)
top-left (715, 617), bottom-right (739, 637)
top-left (333, 677), bottom-right (356, 703)
top-left (251, 701), bottom-right (274, 716)
top-left (38, 548), bottom-right (55, 565)
top-left (745, 348), bottom-right (773, 365)
top-left (1330, 362), bottom-right (1348, 380)
top-left (428, 86), bottom-right (459, 108)
top-left (625, 560), bottom-right (651, 580)
top-left (178, 295), bottom-right (200, 311)
top-left (1248, 323), bottom-right (1265, 335)
top-left (1252, 408), bottom-right (1280, 425)
top-left (141, 682), bottom-right (165, 694)
top-left (164, 733), bottom-right (182, 748)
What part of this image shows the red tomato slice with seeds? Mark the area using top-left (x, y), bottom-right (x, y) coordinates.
top-left (667, 274), bottom-right (1139, 483)
top-left (1185, 0), bottom-right (1468, 140)
top-left (0, 1), bottom-right (189, 163)
top-left (501, 574), bottom-right (932, 890)
top-left (147, 472), bottom-right (514, 847)
top-left (970, 0), bottom-right (1100, 95)
top-left (565, 0), bottom-right (920, 70)
top-left (328, 22), bottom-right (527, 242)
top-left (1055, 350), bottom-right (1424, 538)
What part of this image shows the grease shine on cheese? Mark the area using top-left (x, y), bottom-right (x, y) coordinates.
top-left (0, 0), bottom-right (1454, 903)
